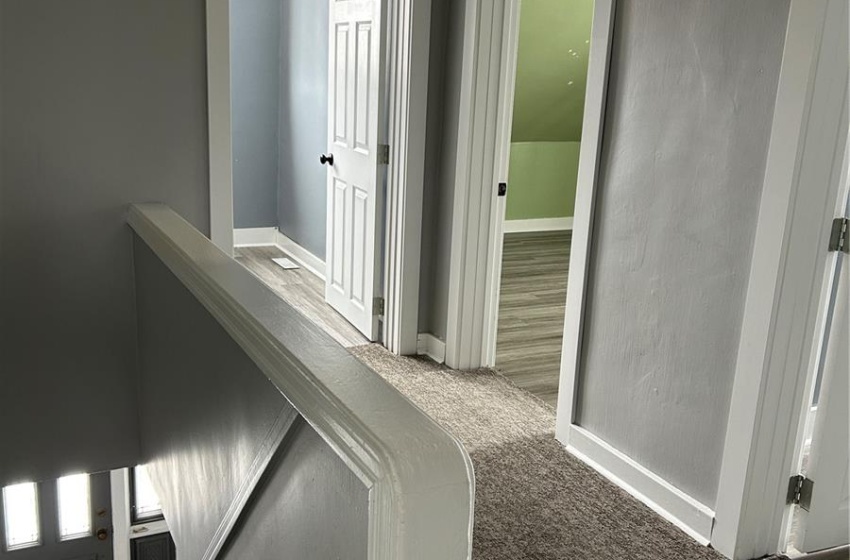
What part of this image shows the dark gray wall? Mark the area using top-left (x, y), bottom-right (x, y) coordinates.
top-left (419, 0), bottom-right (466, 340)
top-left (133, 238), bottom-right (368, 559)
top-left (231, 0), bottom-right (281, 228)
top-left (0, 0), bottom-right (209, 486)
top-left (576, 0), bottom-right (789, 507)
top-left (418, 0), bottom-right (449, 334)
top-left (221, 419), bottom-right (369, 560)
top-left (277, 0), bottom-right (329, 259)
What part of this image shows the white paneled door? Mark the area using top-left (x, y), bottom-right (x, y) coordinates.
top-left (324, 0), bottom-right (385, 341)
top-left (798, 246), bottom-right (849, 553)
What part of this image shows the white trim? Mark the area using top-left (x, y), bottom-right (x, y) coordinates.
top-left (206, 0), bottom-right (233, 255)
top-left (555, 0), bottom-right (615, 431)
top-left (129, 520), bottom-right (169, 540)
top-left (502, 217), bottom-right (574, 233)
top-left (110, 469), bottom-right (131, 560)
top-left (713, 1), bottom-right (849, 557)
top-left (202, 409), bottom-right (298, 560)
top-left (382, 0), bottom-right (432, 355)
top-left (233, 227), bottom-right (277, 247)
top-left (273, 230), bottom-right (326, 281)
top-left (566, 427), bottom-right (715, 545)
top-left (482, 0), bottom-right (522, 368)
top-left (128, 203), bottom-right (475, 559)
top-left (445, 0), bottom-right (510, 369)
top-left (416, 333), bottom-right (446, 364)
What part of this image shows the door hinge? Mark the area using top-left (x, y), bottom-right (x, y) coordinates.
top-left (786, 474), bottom-right (814, 511)
top-left (373, 296), bottom-right (385, 316)
top-left (378, 144), bottom-right (390, 165)
top-left (828, 217), bottom-right (849, 253)
top-left (498, 182), bottom-right (507, 197)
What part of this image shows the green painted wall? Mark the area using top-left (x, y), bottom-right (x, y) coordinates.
top-left (511, 0), bottom-right (593, 143)
top-left (507, 0), bottom-right (592, 221)
top-left (506, 142), bottom-right (581, 221)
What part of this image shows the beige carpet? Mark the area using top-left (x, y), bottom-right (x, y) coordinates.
top-left (350, 344), bottom-right (725, 560)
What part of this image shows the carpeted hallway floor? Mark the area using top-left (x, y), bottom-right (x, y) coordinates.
top-left (350, 344), bottom-right (725, 560)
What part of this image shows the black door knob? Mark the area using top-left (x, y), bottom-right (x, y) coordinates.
top-left (320, 153), bottom-right (334, 166)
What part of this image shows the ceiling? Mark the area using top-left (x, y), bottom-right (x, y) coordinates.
top-left (511, 0), bottom-right (595, 143)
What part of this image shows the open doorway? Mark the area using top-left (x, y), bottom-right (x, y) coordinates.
top-left (784, 189), bottom-right (850, 556)
top-left (491, 0), bottom-right (594, 406)
top-left (207, 0), bottom-right (432, 354)
top-left (219, 0), bottom-right (387, 348)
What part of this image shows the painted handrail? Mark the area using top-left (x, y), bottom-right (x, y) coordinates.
top-left (128, 203), bottom-right (475, 560)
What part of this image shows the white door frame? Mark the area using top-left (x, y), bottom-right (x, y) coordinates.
top-left (712, 0), bottom-right (849, 556)
top-left (443, 0), bottom-right (603, 370)
top-left (206, 0), bottom-right (430, 354)
top-left (444, 0), bottom-right (517, 369)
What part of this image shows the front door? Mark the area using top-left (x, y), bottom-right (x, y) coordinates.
top-left (2, 472), bottom-right (113, 560)
top-left (324, 0), bottom-right (385, 341)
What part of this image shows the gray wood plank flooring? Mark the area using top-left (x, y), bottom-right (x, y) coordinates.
top-left (495, 231), bottom-right (572, 407)
top-left (235, 246), bottom-right (369, 348)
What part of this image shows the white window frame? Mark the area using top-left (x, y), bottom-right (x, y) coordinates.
top-left (56, 473), bottom-right (93, 542)
top-left (2, 482), bottom-right (42, 551)
top-left (206, 0), bottom-right (432, 355)
top-left (111, 469), bottom-right (170, 560)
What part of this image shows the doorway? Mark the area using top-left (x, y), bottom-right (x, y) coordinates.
top-left (784, 193), bottom-right (850, 556)
top-left (206, 0), bottom-right (431, 353)
top-left (223, 0), bottom-right (384, 347)
top-left (490, 0), bottom-right (595, 406)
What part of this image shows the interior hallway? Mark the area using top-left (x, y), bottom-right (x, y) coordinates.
top-left (495, 231), bottom-right (572, 406)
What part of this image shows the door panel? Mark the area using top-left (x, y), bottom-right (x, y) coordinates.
top-left (799, 252), bottom-right (849, 553)
top-left (131, 533), bottom-right (176, 560)
top-left (325, 0), bottom-right (384, 341)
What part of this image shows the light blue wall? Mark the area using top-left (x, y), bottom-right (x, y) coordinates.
top-left (277, 0), bottom-right (329, 259)
top-left (231, 0), bottom-right (280, 228)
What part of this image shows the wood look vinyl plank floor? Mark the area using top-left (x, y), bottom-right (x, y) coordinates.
top-left (495, 231), bottom-right (572, 407)
top-left (235, 246), bottom-right (369, 348)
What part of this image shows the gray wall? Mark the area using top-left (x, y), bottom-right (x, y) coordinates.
top-left (576, 0), bottom-right (789, 507)
top-left (419, 0), bottom-right (466, 339)
top-left (134, 238), bottom-right (368, 559)
top-left (0, 0), bottom-right (210, 486)
top-left (231, 0), bottom-right (281, 228)
top-left (221, 419), bottom-right (368, 560)
top-left (277, 0), bottom-right (329, 259)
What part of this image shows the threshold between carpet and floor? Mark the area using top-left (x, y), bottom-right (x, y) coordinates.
top-left (349, 344), bottom-right (725, 560)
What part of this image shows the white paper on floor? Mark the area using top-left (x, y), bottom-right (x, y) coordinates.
top-left (272, 257), bottom-right (300, 270)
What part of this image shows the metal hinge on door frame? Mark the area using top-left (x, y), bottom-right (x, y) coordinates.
top-left (373, 296), bottom-right (385, 316)
top-left (786, 474), bottom-right (814, 511)
top-left (828, 217), bottom-right (849, 253)
top-left (378, 144), bottom-right (390, 165)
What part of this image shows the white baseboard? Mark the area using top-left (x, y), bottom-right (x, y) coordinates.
top-left (233, 227), bottom-right (277, 246)
top-left (273, 230), bottom-right (326, 281)
top-left (503, 217), bottom-right (573, 233)
top-left (564, 426), bottom-right (715, 546)
top-left (417, 333), bottom-right (446, 364)
top-left (233, 228), bottom-right (326, 281)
